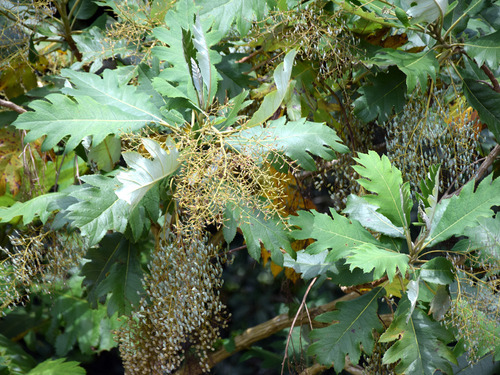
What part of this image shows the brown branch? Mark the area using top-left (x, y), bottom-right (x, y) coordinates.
top-left (481, 64), bottom-right (500, 93)
top-left (0, 98), bottom-right (26, 114)
top-left (174, 292), bottom-right (360, 375)
top-left (175, 291), bottom-right (393, 375)
top-left (442, 144), bottom-right (500, 199)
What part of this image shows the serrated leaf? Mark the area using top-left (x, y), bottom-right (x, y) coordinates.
top-left (227, 117), bottom-right (348, 171)
top-left (370, 49), bottom-right (439, 93)
top-left (463, 29), bottom-right (500, 69)
top-left (192, 15), bottom-right (219, 106)
top-left (417, 164), bottom-right (441, 228)
top-left (227, 203), bottom-right (292, 266)
top-left (283, 250), bottom-right (337, 280)
top-left (246, 49), bottom-right (297, 127)
top-left (425, 174), bottom-right (500, 247)
top-left (344, 194), bottom-right (405, 238)
top-left (116, 138), bottom-right (179, 207)
top-left (81, 233), bottom-right (144, 316)
top-left (67, 175), bottom-right (129, 246)
top-left (346, 243), bottom-right (409, 282)
top-left (380, 306), bottom-right (456, 375)
top-left (50, 291), bottom-right (118, 356)
top-left (0, 192), bottom-right (66, 225)
top-left (152, 1), bottom-right (222, 108)
top-left (353, 66), bottom-right (407, 123)
top-left (308, 288), bottom-right (384, 373)
top-left (199, 0), bottom-right (268, 36)
top-left (26, 358), bottom-right (85, 375)
top-left (290, 209), bottom-right (388, 260)
top-left (462, 78), bottom-right (500, 142)
top-left (72, 26), bottom-right (132, 67)
top-left (353, 151), bottom-right (412, 229)
top-left (464, 215), bottom-right (500, 264)
top-left (61, 68), bottom-right (163, 121)
top-left (420, 257), bottom-right (455, 285)
top-left (12, 94), bottom-right (150, 152)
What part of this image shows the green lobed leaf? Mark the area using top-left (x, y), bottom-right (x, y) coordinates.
top-left (308, 288), bottom-right (385, 373)
top-left (12, 94), bottom-right (150, 153)
top-left (0, 192), bottom-right (67, 225)
top-left (227, 117), bottom-right (348, 171)
top-left (416, 164), bottom-right (441, 229)
top-left (344, 194), bottom-right (405, 238)
top-left (346, 243), bottom-right (409, 282)
top-left (353, 151), bottom-right (412, 229)
top-left (283, 250), bottom-right (338, 280)
top-left (226, 203), bottom-right (292, 266)
top-left (246, 49), bottom-right (298, 128)
top-left (51, 291), bottom-right (120, 356)
top-left (462, 78), bottom-right (500, 142)
top-left (67, 175), bottom-right (129, 247)
top-left (290, 209), bottom-right (390, 260)
top-left (466, 213), bottom-right (500, 252)
top-left (72, 26), bottom-right (132, 67)
top-left (116, 138), bottom-right (180, 207)
top-left (463, 29), bottom-right (500, 69)
top-left (192, 15), bottom-right (219, 107)
top-left (198, 0), bottom-right (269, 36)
top-left (380, 305), bottom-right (456, 374)
top-left (26, 358), bottom-right (85, 375)
top-left (61, 68), bottom-right (163, 121)
top-left (81, 233), bottom-right (145, 316)
top-left (152, 0), bottom-right (222, 108)
top-left (425, 174), bottom-right (500, 247)
top-left (353, 66), bottom-right (407, 123)
top-left (370, 49), bottom-right (439, 93)
top-left (420, 257), bottom-right (455, 285)
top-left (0, 333), bottom-right (37, 374)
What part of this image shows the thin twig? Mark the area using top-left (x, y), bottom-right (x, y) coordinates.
top-left (0, 98), bottom-right (26, 114)
top-left (281, 277), bottom-right (318, 375)
top-left (480, 64), bottom-right (500, 93)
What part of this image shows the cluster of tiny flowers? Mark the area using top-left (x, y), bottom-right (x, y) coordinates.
top-left (445, 273), bottom-right (499, 363)
top-left (118, 233), bottom-right (227, 374)
top-left (385, 96), bottom-right (479, 197)
top-left (1, 228), bottom-right (86, 313)
top-left (265, 3), bottom-right (356, 80)
top-left (175, 139), bottom-right (286, 232)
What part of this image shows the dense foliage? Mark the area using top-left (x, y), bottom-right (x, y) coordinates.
top-left (1, 0), bottom-right (499, 374)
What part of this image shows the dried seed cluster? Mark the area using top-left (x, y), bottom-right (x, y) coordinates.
top-left (117, 234), bottom-right (227, 374)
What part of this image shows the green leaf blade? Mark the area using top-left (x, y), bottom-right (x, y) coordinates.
top-left (346, 243), bottom-right (409, 282)
top-left (13, 94), bottom-right (149, 152)
top-left (353, 151), bottom-right (411, 228)
top-left (426, 174), bottom-right (500, 247)
top-left (227, 117), bottom-right (347, 171)
top-left (116, 138), bottom-right (180, 207)
top-left (308, 288), bottom-right (385, 373)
